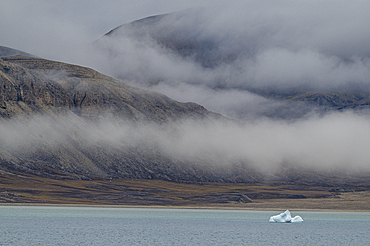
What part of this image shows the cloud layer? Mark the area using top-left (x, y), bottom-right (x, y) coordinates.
top-left (2, 1), bottom-right (370, 175)
top-left (1, 112), bottom-right (370, 174)
top-left (91, 1), bottom-right (370, 119)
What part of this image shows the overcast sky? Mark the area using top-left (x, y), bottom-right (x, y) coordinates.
top-left (0, 0), bottom-right (219, 59)
top-left (2, 0), bottom-right (370, 115)
top-left (2, 0), bottom-right (370, 118)
top-left (2, 0), bottom-right (370, 76)
top-left (2, 1), bottom-right (370, 174)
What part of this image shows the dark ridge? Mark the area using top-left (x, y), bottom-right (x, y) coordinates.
top-left (0, 45), bottom-right (36, 58)
top-left (105, 14), bottom-right (168, 36)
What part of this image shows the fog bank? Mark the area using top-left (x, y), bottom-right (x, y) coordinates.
top-left (2, 1), bottom-right (370, 119)
top-left (93, 1), bottom-right (370, 118)
top-left (1, 112), bottom-right (370, 173)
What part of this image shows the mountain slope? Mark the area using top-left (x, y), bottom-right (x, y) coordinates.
top-left (102, 12), bottom-right (226, 69)
top-left (98, 12), bottom-right (370, 119)
top-left (0, 55), bottom-right (215, 122)
top-left (0, 53), bottom-right (368, 188)
top-left (1, 55), bottom-right (263, 183)
top-left (0, 45), bottom-right (35, 58)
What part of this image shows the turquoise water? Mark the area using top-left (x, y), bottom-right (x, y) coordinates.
top-left (1, 206), bottom-right (370, 245)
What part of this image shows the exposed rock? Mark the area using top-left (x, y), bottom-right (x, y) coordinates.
top-left (1, 56), bottom-right (219, 122)
top-left (0, 55), bottom-right (263, 183)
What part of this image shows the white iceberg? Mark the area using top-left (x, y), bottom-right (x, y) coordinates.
top-left (269, 210), bottom-right (303, 223)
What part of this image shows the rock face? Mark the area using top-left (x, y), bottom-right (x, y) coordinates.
top-left (0, 55), bottom-right (263, 182)
top-left (0, 56), bottom-right (215, 122)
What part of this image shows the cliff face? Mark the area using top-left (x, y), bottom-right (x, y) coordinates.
top-left (0, 57), bottom-right (71, 117)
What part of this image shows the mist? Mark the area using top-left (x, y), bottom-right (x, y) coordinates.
top-left (1, 112), bottom-right (370, 175)
top-left (2, 1), bottom-right (370, 119)
top-left (90, 1), bottom-right (370, 119)
top-left (2, 1), bottom-right (370, 175)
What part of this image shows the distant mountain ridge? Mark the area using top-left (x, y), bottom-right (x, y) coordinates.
top-left (100, 13), bottom-right (370, 118)
top-left (103, 12), bottom-right (229, 69)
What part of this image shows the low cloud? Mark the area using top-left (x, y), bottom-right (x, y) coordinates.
top-left (2, 1), bottom-right (370, 176)
top-left (1, 112), bottom-right (370, 174)
top-left (3, 1), bottom-right (370, 119)
top-left (91, 1), bottom-right (370, 118)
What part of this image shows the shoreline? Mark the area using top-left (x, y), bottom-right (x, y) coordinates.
top-left (1, 173), bottom-right (369, 212)
top-left (1, 202), bottom-right (370, 212)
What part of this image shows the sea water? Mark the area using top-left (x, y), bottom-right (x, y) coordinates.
top-left (1, 206), bottom-right (370, 245)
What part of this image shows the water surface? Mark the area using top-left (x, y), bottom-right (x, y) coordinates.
top-left (1, 206), bottom-right (369, 245)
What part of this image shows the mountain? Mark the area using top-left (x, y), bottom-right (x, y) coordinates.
top-left (98, 12), bottom-right (370, 119)
top-left (0, 55), bottom-right (216, 122)
top-left (1, 55), bottom-right (265, 183)
top-left (2, 7), bottom-right (370, 205)
top-left (1, 54), bottom-right (368, 187)
top-left (102, 12), bottom-right (228, 69)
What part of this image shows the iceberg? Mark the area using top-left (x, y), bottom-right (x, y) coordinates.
top-left (269, 210), bottom-right (303, 223)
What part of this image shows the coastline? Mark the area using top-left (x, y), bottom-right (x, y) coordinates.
top-left (1, 204), bottom-right (369, 212)
top-left (1, 173), bottom-right (369, 212)
top-left (2, 191), bottom-right (370, 212)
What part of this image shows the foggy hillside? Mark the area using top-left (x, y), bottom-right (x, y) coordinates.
top-left (1, 55), bottom-right (249, 182)
top-left (95, 5), bottom-right (370, 120)
top-left (0, 55), bottom-right (216, 123)
top-left (0, 53), bottom-right (370, 185)
top-left (1, 1), bottom-right (370, 185)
